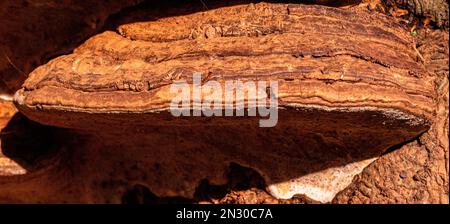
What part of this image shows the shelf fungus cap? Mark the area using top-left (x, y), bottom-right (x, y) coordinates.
top-left (13, 3), bottom-right (436, 202)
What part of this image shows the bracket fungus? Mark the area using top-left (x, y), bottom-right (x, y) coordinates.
top-left (12, 3), bottom-right (436, 202)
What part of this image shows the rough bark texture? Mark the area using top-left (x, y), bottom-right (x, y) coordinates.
top-left (395, 0), bottom-right (449, 27)
top-left (333, 28), bottom-right (449, 204)
top-left (7, 3), bottom-right (436, 203)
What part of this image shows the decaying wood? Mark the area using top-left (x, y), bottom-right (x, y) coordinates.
top-left (395, 0), bottom-right (449, 27)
